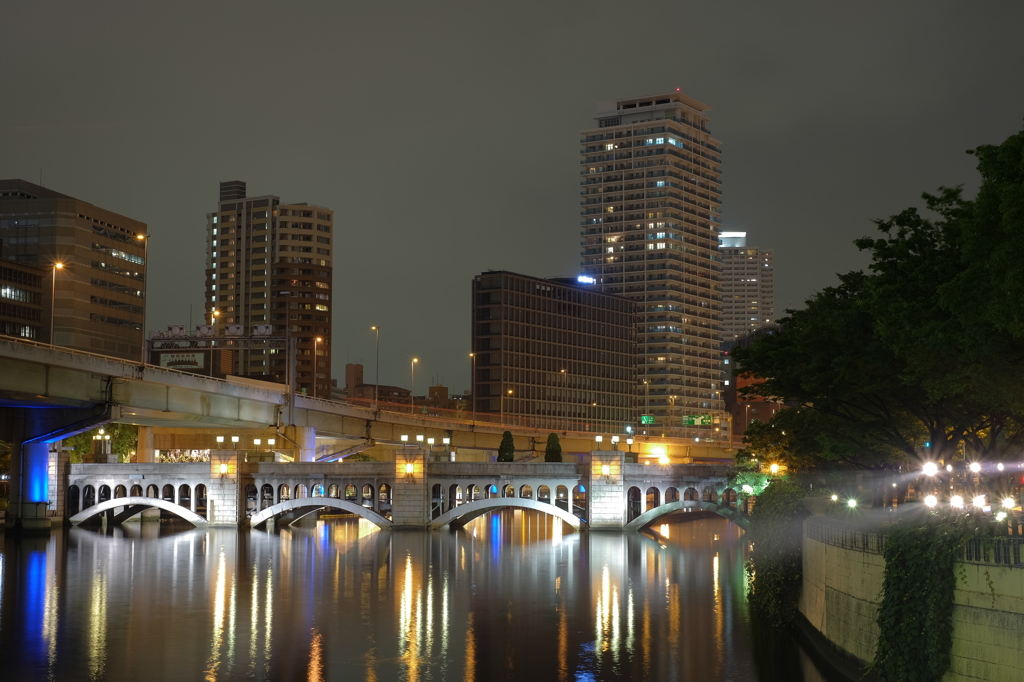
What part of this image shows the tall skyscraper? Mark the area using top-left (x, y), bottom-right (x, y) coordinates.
top-left (580, 91), bottom-right (725, 438)
top-left (718, 231), bottom-right (774, 344)
top-left (205, 181), bottom-right (333, 397)
top-left (0, 179), bottom-right (147, 360)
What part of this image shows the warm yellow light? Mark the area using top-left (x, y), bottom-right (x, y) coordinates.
top-left (924, 495), bottom-right (938, 507)
top-left (405, 462), bottom-right (414, 474)
top-left (847, 498), bottom-right (857, 508)
top-left (831, 494), bottom-right (838, 502)
top-left (769, 463), bottom-right (780, 475)
top-left (950, 495), bottom-right (964, 509)
top-left (973, 495), bottom-right (986, 508)
top-left (253, 439), bottom-right (261, 446)
top-left (601, 464), bottom-right (610, 477)
top-left (969, 462), bottom-right (981, 473)
top-left (659, 456), bottom-right (669, 465)
top-left (267, 438), bottom-right (275, 446)
top-left (652, 446), bottom-right (667, 457)
top-left (922, 462), bottom-right (938, 476)
top-left (219, 463), bottom-right (228, 475)
top-left (216, 436), bottom-right (224, 443)
top-left (54, 262), bottom-right (64, 270)
top-left (315, 336), bottom-right (322, 343)
top-left (1003, 497), bottom-right (1015, 509)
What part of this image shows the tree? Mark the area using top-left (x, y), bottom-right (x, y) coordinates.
top-left (736, 124), bottom-right (1024, 474)
top-left (497, 431), bottom-right (515, 462)
top-left (544, 433), bottom-right (562, 462)
top-left (64, 424), bottom-right (139, 463)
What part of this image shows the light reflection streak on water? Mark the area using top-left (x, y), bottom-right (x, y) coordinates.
top-left (88, 569), bottom-right (107, 680)
top-left (205, 547), bottom-right (227, 681)
top-left (659, 523), bottom-right (670, 538)
top-left (425, 572), bottom-right (434, 662)
top-left (43, 541), bottom-right (59, 676)
top-left (249, 559), bottom-right (259, 677)
top-left (595, 563), bottom-right (621, 666)
top-left (264, 562), bottom-right (273, 675)
top-left (463, 611), bottom-right (476, 682)
top-left (440, 572), bottom-right (449, 661)
top-left (308, 627), bottom-right (324, 682)
top-left (398, 551), bottom-right (421, 682)
top-left (558, 606), bottom-right (568, 682)
top-left (714, 552), bottom-right (724, 669)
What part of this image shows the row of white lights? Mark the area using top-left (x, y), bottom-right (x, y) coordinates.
top-left (215, 436), bottom-right (276, 446)
top-left (829, 492), bottom-right (1018, 519)
top-left (400, 435), bottom-right (450, 446)
top-left (922, 462), bottom-right (1017, 476)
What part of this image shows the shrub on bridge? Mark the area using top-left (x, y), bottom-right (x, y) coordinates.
top-left (746, 478), bottom-right (808, 627)
top-left (544, 433), bottom-right (562, 462)
top-left (497, 431), bottom-right (515, 462)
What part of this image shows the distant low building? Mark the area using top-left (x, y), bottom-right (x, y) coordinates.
top-left (472, 270), bottom-right (637, 433)
top-left (343, 363), bottom-right (411, 404)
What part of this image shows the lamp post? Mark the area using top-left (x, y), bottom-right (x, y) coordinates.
top-left (469, 352), bottom-right (476, 423)
top-left (136, 233), bottom-right (149, 364)
top-left (371, 326), bottom-right (380, 408)
top-left (313, 336), bottom-right (322, 398)
top-left (49, 262), bottom-right (64, 345)
top-left (410, 357), bottom-right (418, 411)
top-left (502, 389), bottom-right (512, 425)
top-left (210, 308), bottom-right (219, 326)
top-left (561, 369), bottom-right (567, 431)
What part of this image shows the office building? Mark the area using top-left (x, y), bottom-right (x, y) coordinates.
top-left (0, 251), bottom-right (45, 341)
top-left (718, 231), bottom-right (774, 344)
top-left (579, 91), bottom-right (725, 437)
top-left (472, 271), bottom-right (637, 432)
top-left (0, 179), bottom-right (147, 360)
top-left (206, 181), bottom-right (333, 397)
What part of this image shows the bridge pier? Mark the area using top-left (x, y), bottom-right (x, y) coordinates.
top-left (391, 448), bottom-right (426, 529)
top-left (283, 426), bottom-right (316, 462)
top-left (588, 450), bottom-right (626, 530)
top-left (136, 426), bottom-right (156, 463)
top-left (2, 405), bottom-right (112, 534)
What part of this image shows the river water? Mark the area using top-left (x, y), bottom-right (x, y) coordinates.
top-left (0, 511), bottom-right (833, 681)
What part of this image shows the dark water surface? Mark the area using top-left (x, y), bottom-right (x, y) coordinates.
top-left (0, 511), bottom-right (833, 681)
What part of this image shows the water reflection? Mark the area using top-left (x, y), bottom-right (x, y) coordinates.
top-left (0, 511), bottom-right (832, 681)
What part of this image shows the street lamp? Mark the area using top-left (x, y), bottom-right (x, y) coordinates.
top-left (561, 369), bottom-right (568, 431)
top-left (210, 308), bottom-right (220, 326)
top-left (313, 336), bottom-right (323, 398)
top-left (469, 352), bottom-right (476, 423)
top-left (371, 326), bottom-right (380, 408)
top-left (410, 357), bottom-right (418, 411)
top-left (502, 389), bottom-right (512, 425)
top-left (49, 262), bottom-right (64, 345)
top-left (136, 233), bottom-right (149, 363)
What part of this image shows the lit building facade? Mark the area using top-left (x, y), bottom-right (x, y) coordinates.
top-left (471, 271), bottom-right (637, 432)
top-left (0, 254), bottom-right (44, 341)
top-left (205, 181), bottom-right (333, 397)
top-left (718, 231), bottom-right (774, 344)
top-left (579, 92), bottom-right (725, 438)
top-left (0, 179), bottom-right (147, 360)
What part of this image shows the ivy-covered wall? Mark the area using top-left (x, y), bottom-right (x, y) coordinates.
top-left (799, 517), bottom-right (1024, 682)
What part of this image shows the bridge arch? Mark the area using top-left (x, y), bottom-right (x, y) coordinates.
top-left (69, 496), bottom-right (209, 527)
top-left (248, 497), bottom-right (392, 530)
top-left (428, 497), bottom-right (582, 531)
top-left (622, 500), bottom-right (750, 532)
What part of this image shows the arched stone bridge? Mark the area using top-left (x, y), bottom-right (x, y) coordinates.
top-left (67, 453), bottom-right (746, 532)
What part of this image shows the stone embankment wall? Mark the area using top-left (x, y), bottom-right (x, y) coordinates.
top-left (800, 516), bottom-right (1024, 681)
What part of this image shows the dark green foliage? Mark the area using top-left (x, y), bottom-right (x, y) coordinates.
top-left (64, 424), bottom-right (138, 463)
top-left (497, 431), bottom-right (515, 462)
top-left (544, 433), bottom-right (562, 462)
top-left (746, 479), bottom-right (808, 627)
top-left (872, 517), bottom-right (971, 682)
top-left (735, 126), bottom-right (1024, 468)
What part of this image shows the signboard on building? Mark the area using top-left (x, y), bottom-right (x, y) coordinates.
top-left (682, 415), bottom-right (713, 426)
top-left (157, 351), bottom-right (206, 371)
top-left (640, 415), bottom-right (656, 425)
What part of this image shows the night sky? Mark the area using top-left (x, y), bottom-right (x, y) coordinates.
top-left (3, 2), bottom-right (1023, 393)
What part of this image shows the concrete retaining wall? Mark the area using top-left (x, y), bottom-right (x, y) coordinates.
top-left (801, 517), bottom-right (1024, 681)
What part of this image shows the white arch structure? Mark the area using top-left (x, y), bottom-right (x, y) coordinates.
top-left (249, 497), bottom-right (392, 530)
top-left (622, 500), bottom-right (749, 532)
top-left (69, 496), bottom-right (209, 527)
top-left (428, 497), bottom-right (583, 531)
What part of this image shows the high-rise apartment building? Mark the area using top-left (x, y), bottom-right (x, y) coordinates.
top-left (0, 179), bottom-right (147, 360)
top-left (472, 271), bottom-right (637, 432)
top-left (205, 181), bottom-right (333, 397)
top-left (580, 92), bottom-right (725, 438)
top-left (718, 232), bottom-right (774, 344)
